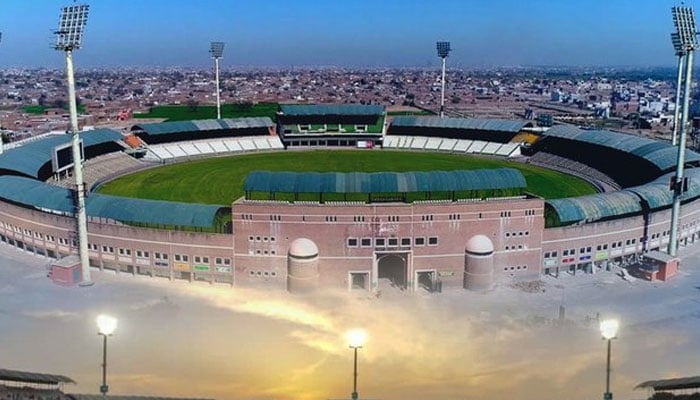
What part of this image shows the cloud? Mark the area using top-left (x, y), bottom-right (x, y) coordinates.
top-left (22, 309), bottom-right (80, 321)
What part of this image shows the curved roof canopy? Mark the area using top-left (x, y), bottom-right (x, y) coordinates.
top-left (132, 117), bottom-right (273, 136)
top-left (543, 125), bottom-right (700, 171)
top-left (279, 104), bottom-right (385, 116)
top-left (635, 376), bottom-right (700, 391)
top-left (0, 176), bottom-right (225, 228)
top-left (627, 168), bottom-right (700, 208)
top-left (244, 168), bottom-right (526, 194)
top-left (390, 116), bottom-right (531, 133)
top-left (0, 129), bottom-right (122, 179)
top-left (0, 368), bottom-right (75, 385)
top-left (546, 168), bottom-right (700, 224)
top-left (545, 191), bottom-right (643, 224)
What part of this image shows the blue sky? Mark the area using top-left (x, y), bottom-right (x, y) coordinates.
top-left (0, 0), bottom-right (693, 68)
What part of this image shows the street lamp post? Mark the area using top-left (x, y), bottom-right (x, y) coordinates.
top-left (600, 319), bottom-right (619, 400)
top-left (346, 329), bottom-right (367, 400)
top-left (97, 314), bottom-right (117, 396)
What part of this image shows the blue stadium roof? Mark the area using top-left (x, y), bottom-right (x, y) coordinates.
top-left (390, 116), bottom-right (531, 133)
top-left (133, 117), bottom-right (273, 136)
top-left (543, 125), bottom-right (700, 171)
top-left (0, 176), bottom-right (225, 228)
top-left (545, 191), bottom-right (643, 224)
top-left (279, 104), bottom-right (385, 116)
top-left (244, 169), bottom-right (526, 194)
top-left (545, 168), bottom-right (700, 224)
top-left (0, 129), bottom-right (122, 179)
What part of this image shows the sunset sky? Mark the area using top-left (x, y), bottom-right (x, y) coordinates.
top-left (0, 246), bottom-right (698, 400)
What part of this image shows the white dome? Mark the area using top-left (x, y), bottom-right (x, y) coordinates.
top-left (288, 238), bottom-right (319, 258)
top-left (466, 235), bottom-right (494, 254)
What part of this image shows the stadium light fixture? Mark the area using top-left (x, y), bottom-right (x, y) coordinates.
top-left (669, 5), bottom-right (697, 257)
top-left (436, 41), bottom-right (451, 118)
top-left (97, 314), bottom-right (117, 395)
top-left (599, 319), bottom-right (619, 400)
top-left (54, 3), bottom-right (92, 285)
top-left (210, 41), bottom-right (225, 119)
top-left (346, 329), bottom-right (367, 400)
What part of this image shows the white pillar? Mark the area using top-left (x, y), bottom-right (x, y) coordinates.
top-left (66, 49), bottom-right (92, 285)
top-left (672, 54), bottom-right (685, 146)
top-left (215, 57), bottom-right (221, 119)
top-left (669, 50), bottom-right (694, 257)
top-left (440, 57), bottom-right (447, 118)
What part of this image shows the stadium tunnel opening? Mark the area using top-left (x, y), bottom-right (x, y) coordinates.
top-left (377, 254), bottom-right (407, 290)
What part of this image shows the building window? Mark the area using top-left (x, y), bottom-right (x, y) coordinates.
top-left (388, 238), bottom-right (398, 247)
top-left (347, 238), bottom-right (358, 247)
top-left (401, 238), bottom-right (411, 246)
top-left (428, 237), bottom-right (438, 246)
top-left (361, 238), bottom-right (372, 247)
top-left (375, 238), bottom-right (386, 247)
top-left (415, 237), bottom-right (425, 246)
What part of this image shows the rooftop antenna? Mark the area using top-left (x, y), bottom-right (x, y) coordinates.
top-left (54, 3), bottom-right (92, 285)
top-left (436, 41), bottom-right (451, 117)
top-left (668, 5), bottom-right (697, 257)
top-left (210, 41), bottom-right (225, 119)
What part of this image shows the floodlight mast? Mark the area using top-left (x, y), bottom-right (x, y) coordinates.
top-left (55, 4), bottom-right (92, 285)
top-left (669, 6), bottom-right (697, 257)
top-left (671, 33), bottom-right (685, 147)
top-left (210, 42), bottom-right (225, 119)
top-left (436, 41), bottom-right (451, 117)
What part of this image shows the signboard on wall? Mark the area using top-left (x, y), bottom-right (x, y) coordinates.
top-left (51, 140), bottom-right (84, 173)
top-left (173, 262), bottom-right (190, 271)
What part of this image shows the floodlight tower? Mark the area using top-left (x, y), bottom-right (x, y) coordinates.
top-left (671, 32), bottom-right (686, 147)
top-left (210, 41), bottom-right (225, 119)
top-left (669, 5), bottom-right (698, 257)
top-left (54, 3), bottom-right (92, 284)
top-left (436, 41), bottom-right (451, 117)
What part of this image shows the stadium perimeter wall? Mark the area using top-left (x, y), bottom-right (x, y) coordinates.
top-left (1, 187), bottom-right (700, 291)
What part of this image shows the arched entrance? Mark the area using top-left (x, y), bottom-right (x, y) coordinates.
top-left (377, 254), bottom-right (407, 289)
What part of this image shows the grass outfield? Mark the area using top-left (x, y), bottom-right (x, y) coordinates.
top-left (97, 150), bottom-right (597, 205)
top-left (133, 103), bottom-right (279, 122)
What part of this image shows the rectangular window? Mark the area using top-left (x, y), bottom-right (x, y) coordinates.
top-left (428, 237), bottom-right (438, 246)
top-left (401, 238), bottom-right (411, 246)
top-left (375, 238), bottom-right (386, 247)
top-left (388, 238), bottom-right (398, 247)
top-left (414, 237), bottom-right (425, 246)
top-left (361, 238), bottom-right (372, 247)
top-left (347, 238), bottom-right (358, 247)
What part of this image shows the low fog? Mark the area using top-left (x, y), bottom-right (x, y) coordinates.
top-left (0, 245), bottom-right (697, 400)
